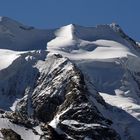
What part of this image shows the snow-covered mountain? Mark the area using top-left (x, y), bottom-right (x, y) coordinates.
top-left (0, 17), bottom-right (55, 51)
top-left (0, 17), bottom-right (140, 140)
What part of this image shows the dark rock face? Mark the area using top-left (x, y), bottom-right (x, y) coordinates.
top-left (0, 128), bottom-right (23, 140)
top-left (40, 125), bottom-right (65, 140)
top-left (46, 59), bottom-right (120, 140)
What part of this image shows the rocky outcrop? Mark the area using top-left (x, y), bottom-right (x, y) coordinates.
top-left (0, 128), bottom-right (23, 140)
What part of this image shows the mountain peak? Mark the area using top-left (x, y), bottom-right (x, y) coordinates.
top-left (109, 22), bottom-right (123, 33)
top-left (0, 16), bottom-right (18, 23)
top-left (55, 24), bottom-right (76, 39)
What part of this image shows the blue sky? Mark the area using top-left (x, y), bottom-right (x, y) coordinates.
top-left (0, 0), bottom-right (140, 41)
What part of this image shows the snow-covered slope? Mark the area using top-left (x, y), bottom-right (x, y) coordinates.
top-left (0, 17), bottom-right (55, 51)
top-left (0, 49), bottom-right (20, 70)
top-left (0, 17), bottom-right (140, 140)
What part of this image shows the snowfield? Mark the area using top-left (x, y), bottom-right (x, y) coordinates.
top-left (0, 49), bottom-right (20, 70)
top-left (47, 24), bottom-right (137, 61)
